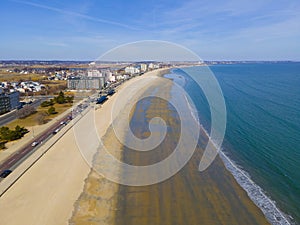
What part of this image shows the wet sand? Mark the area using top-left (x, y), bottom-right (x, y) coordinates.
top-left (69, 70), bottom-right (167, 225)
top-left (71, 75), bottom-right (270, 225)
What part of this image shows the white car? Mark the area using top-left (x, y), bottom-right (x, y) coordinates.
top-left (53, 128), bottom-right (60, 134)
top-left (31, 141), bottom-right (39, 147)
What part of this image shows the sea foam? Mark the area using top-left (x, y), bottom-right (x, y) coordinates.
top-left (184, 92), bottom-right (293, 225)
top-left (219, 150), bottom-right (293, 225)
top-left (170, 71), bottom-right (293, 225)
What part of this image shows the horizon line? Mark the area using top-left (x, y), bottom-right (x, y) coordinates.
top-left (0, 59), bottom-right (299, 63)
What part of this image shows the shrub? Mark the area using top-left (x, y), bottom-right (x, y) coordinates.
top-left (65, 96), bottom-right (74, 103)
top-left (48, 106), bottom-right (57, 115)
top-left (0, 141), bottom-right (6, 149)
top-left (41, 100), bottom-right (54, 107)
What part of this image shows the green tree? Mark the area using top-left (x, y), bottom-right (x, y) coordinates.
top-left (0, 127), bottom-right (11, 140)
top-left (9, 130), bottom-right (20, 140)
top-left (0, 126), bottom-right (28, 142)
top-left (55, 91), bottom-right (65, 104)
top-left (48, 106), bottom-right (57, 114)
top-left (15, 125), bottom-right (21, 132)
top-left (15, 125), bottom-right (28, 136)
top-left (65, 96), bottom-right (74, 103)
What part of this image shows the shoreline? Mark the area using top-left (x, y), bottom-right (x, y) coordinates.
top-left (110, 70), bottom-right (270, 224)
top-left (71, 67), bottom-right (270, 224)
top-left (168, 67), bottom-right (293, 225)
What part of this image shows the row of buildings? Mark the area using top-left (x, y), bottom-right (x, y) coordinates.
top-left (67, 63), bottom-right (161, 90)
top-left (1, 81), bottom-right (46, 93)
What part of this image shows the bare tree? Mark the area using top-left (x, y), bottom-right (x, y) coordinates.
top-left (16, 105), bottom-right (36, 119)
top-left (36, 111), bottom-right (48, 125)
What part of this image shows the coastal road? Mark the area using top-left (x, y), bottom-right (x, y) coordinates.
top-left (0, 98), bottom-right (91, 179)
top-left (0, 112), bottom-right (72, 175)
top-left (0, 110), bottom-right (17, 127)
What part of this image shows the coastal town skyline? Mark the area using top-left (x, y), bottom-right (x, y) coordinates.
top-left (1, 0), bottom-right (300, 61)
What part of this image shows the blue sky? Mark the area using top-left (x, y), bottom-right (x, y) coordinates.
top-left (1, 0), bottom-right (300, 60)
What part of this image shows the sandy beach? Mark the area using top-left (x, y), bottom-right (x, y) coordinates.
top-left (0, 68), bottom-right (168, 225)
top-left (70, 69), bottom-right (270, 225)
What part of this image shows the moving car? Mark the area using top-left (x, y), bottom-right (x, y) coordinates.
top-left (31, 141), bottom-right (39, 147)
top-left (0, 170), bottom-right (12, 178)
top-left (53, 128), bottom-right (60, 135)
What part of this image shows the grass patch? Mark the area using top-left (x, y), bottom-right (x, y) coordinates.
top-left (0, 71), bottom-right (46, 82)
top-left (6, 103), bottom-right (72, 129)
top-left (46, 103), bottom-right (72, 119)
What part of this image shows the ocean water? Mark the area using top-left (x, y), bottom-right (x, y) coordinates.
top-left (169, 63), bottom-right (300, 224)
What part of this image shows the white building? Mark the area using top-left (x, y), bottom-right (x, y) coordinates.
top-left (17, 88), bottom-right (26, 93)
top-left (148, 63), bottom-right (154, 69)
top-left (123, 74), bottom-right (130, 79)
top-left (125, 66), bottom-right (140, 74)
top-left (87, 70), bottom-right (102, 77)
top-left (148, 63), bottom-right (160, 70)
top-left (103, 70), bottom-right (116, 82)
top-left (140, 63), bottom-right (147, 72)
top-left (116, 75), bottom-right (123, 80)
top-left (116, 74), bottom-right (130, 80)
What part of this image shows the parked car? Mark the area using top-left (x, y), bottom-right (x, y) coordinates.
top-left (96, 95), bottom-right (108, 104)
top-left (107, 89), bottom-right (115, 96)
top-left (0, 170), bottom-right (12, 178)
